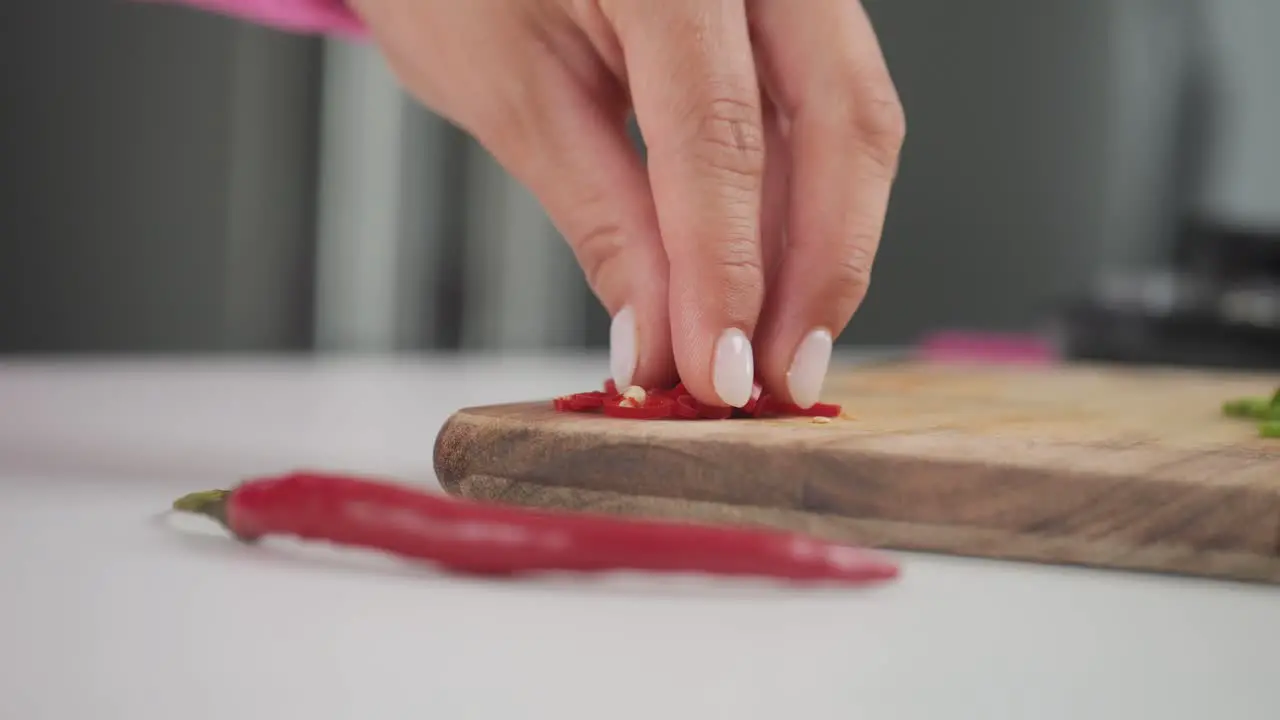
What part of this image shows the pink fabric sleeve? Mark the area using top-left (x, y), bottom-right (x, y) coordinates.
top-left (146, 0), bottom-right (366, 38)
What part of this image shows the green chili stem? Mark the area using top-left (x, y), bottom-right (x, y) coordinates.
top-left (172, 489), bottom-right (232, 530)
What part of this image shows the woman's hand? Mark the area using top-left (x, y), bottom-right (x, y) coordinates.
top-left (349, 0), bottom-right (905, 408)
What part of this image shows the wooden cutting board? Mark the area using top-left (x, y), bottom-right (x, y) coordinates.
top-left (433, 360), bottom-right (1280, 584)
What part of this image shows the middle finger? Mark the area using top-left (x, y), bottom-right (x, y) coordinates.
top-left (604, 0), bottom-right (767, 408)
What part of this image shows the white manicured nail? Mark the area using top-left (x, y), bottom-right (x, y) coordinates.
top-left (712, 328), bottom-right (754, 407)
top-left (786, 328), bottom-right (833, 409)
top-left (609, 306), bottom-right (638, 389)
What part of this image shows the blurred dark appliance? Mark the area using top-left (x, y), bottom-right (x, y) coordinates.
top-left (1061, 3), bottom-right (1280, 371)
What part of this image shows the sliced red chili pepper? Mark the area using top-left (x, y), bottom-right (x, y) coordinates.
top-left (741, 381), bottom-right (764, 415)
top-left (648, 394), bottom-right (679, 417)
top-left (696, 400), bottom-right (733, 420)
top-left (673, 394), bottom-right (701, 419)
top-left (750, 393), bottom-right (776, 418)
top-left (554, 378), bottom-right (844, 420)
top-left (603, 394), bottom-right (676, 419)
top-left (553, 392), bottom-right (607, 412)
top-left (768, 401), bottom-right (842, 418)
top-left (798, 402), bottom-right (842, 418)
top-left (170, 471), bottom-right (899, 584)
top-left (567, 391), bottom-right (606, 410)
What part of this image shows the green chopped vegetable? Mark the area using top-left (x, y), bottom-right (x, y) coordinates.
top-left (1223, 386), bottom-right (1280, 438)
top-left (1222, 397), bottom-right (1275, 420)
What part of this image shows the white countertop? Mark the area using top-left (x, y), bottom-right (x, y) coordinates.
top-left (2, 353), bottom-right (1278, 719)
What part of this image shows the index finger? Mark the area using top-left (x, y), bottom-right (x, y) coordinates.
top-left (604, 0), bottom-right (766, 407)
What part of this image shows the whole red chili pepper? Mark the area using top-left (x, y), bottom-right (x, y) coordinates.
top-left (171, 471), bottom-right (899, 585)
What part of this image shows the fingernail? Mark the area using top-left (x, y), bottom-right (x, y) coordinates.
top-left (712, 328), bottom-right (754, 407)
top-left (786, 328), bottom-right (833, 409)
top-left (609, 306), bottom-right (638, 389)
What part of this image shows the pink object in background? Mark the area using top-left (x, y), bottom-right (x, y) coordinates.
top-left (914, 331), bottom-right (1058, 365)
top-left (142, 0), bottom-right (366, 37)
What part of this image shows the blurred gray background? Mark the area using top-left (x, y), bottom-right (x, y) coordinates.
top-left (2, 0), bottom-right (1277, 355)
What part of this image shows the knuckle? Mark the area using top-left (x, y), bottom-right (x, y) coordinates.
top-left (571, 220), bottom-right (628, 293)
top-left (822, 76), bottom-right (906, 179)
top-left (856, 91), bottom-right (907, 173)
top-left (687, 93), bottom-right (767, 187)
top-left (826, 238), bottom-right (877, 309)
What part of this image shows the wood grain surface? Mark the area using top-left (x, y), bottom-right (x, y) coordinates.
top-left (432, 361), bottom-right (1280, 583)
